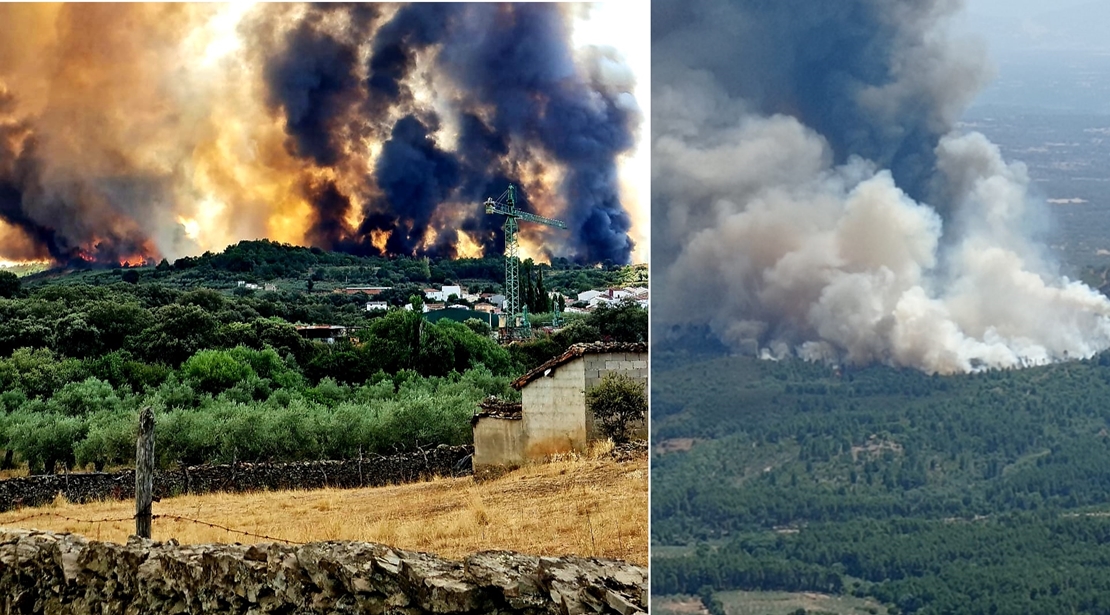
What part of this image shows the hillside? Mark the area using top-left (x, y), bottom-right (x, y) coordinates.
top-left (0, 241), bottom-right (648, 476)
top-left (18, 239), bottom-right (646, 297)
top-left (652, 349), bottom-right (1110, 614)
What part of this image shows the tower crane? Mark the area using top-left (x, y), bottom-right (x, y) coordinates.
top-left (483, 184), bottom-right (566, 340)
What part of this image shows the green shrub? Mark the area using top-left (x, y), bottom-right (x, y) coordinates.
top-left (75, 410), bottom-right (137, 470)
top-left (155, 408), bottom-right (221, 467)
top-left (305, 377), bottom-right (350, 405)
top-left (182, 349), bottom-right (255, 395)
top-left (7, 412), bottom-right (88, 473)
top-left (586, 372), bottom-right (647, 443)
top-left (153, 377), bottom-right (200, 410)
top-left (50, 377), bottom-right (122, 416)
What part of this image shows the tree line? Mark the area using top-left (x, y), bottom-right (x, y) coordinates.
top-left (0, 241), bottom-right (648, 474)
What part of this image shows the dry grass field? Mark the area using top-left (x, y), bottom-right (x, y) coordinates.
top-left (0, 467), bottom-right (29, 480)
top-left (0, 446), bottom-right (647, 565)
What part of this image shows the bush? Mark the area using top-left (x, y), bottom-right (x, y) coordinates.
top-left (75, 410), bottom-right (137, 470)
top-left (7, 412), bottom-right (88, 473)
top-left (182, 349), bottom-right (255, 395)
top-left (463, 317), bottom-right (491, 337)
top-left (155, 408), bottom-right (222, 467)
top-left (51, 377), bottom-right (122, 416)
top-left (586, 372), bottom-right (647, 443)
top-left (0, 348), bottom-right (88, 400)
top-left (0, 271), bottom-right (20, 298)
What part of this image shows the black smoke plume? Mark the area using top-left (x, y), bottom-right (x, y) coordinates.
top-left (264, 2), bottom-right (639, 263)
top-left (0, 3), bottom-right (641, 266)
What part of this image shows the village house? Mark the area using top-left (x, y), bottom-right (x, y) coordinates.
top-left (424, 285), bottom-right (464, 302)
top-left (471, 342), bottom-right (647, 470)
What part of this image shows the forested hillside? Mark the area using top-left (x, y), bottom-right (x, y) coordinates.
top-left (652, 350), bottom-right (1110, 614)
top-left (17, 239), bottom-right (646, 300)
top-left (0, 241), bottom-right (647, 475)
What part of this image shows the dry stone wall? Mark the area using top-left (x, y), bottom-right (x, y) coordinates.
top-left (0, 445), bottom-right (473, 513)
top-left (0, 529), bottom-right (647, 614)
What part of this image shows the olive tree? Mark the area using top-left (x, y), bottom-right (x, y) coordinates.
top-left (586, 372), bottom-right (647, 443)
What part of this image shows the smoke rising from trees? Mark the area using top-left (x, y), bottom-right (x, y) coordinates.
top-left (652, 0), bottom-right (1110, 373)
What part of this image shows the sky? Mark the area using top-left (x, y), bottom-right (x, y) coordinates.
top-left (956, 0), bottom-right (1110, 113)
top-left (958, 0), bottom-right (1110, 56)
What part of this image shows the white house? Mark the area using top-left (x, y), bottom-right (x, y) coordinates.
top-left (365, 301), bottom-right (389, 312)
top-left (424, 284), bottom-right (464, 302)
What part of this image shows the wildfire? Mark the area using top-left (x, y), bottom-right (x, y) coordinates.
top-left (177, 216), bottom-right (202, 242)
top-left (371, 229), bottom-right (391, 254)
top-left (455, 231), bottom-right (483, 259)
top-left (0, 3), bottom-right (644, 268)
top-left (118, 254), bottom-right (154, 268)
top-left (0, 258), bottom-right (49, 269)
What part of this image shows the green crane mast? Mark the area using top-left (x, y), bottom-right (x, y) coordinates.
top-left (483, 184), bottom-right (567, 340)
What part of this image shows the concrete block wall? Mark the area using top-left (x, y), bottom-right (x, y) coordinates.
top-left (521, 361), bottom-right (588, 457)
top-left (582, 352), bottom-right (649, 391)
top-left (472, 417), bottom-right (525, 469)
top-left (583, 352), bottom-right (649, 441)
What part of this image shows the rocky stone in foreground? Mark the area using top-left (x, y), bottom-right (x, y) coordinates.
top-left (0, 529), bottom-right (647, 614)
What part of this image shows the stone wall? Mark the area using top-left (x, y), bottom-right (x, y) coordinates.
top-left (0, 445), bottom-right (473, 513)
top-left (0, 529), bottom-right (646, 615)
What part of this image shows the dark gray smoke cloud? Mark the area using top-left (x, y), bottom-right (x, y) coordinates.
top-left (264, 14), bottom-right (366, 167)
top-left (653, 0), bottom-right (1110, 373)
top-left (439, 3), bottom-right (637, 263)
top-left (0, 3), bottom-right (641, 266)
top-left (263, 2), bottom-right (640, 263)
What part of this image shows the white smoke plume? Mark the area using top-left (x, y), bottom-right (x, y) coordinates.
top-left (652, 2), bottom-right (1110, 373)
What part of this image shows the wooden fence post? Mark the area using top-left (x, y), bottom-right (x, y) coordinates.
top-left (135, 406), bottom-right (154, 539)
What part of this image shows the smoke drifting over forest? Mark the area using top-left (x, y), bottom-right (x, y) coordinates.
top-left (652, 0), bottom-right (1110, 373)
top-left (0, 3), bottom-right (640, 266)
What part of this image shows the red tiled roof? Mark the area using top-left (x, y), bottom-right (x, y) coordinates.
top-left (510, 341), bottom-right (647, 390)
top-left (471, 396), bottom-right (523, 426)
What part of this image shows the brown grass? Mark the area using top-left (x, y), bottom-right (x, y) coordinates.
top-left (0, 449), bottom-right (647, 565)
top-left (0, 467), bottom-right (29, 480)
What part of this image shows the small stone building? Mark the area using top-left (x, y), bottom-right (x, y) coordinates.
top-left (472, 342), bottom-right (648, 470)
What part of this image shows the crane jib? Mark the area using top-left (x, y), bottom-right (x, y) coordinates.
top-left (481, 183), bottom-right (568, 340)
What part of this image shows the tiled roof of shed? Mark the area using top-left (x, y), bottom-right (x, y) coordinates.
top-left (471, 396), bottom-right (523, 425)
top-left (510, 341), bottom-right (647, 390)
